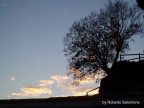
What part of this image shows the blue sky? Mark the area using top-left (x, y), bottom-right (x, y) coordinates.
top-left (0, 0), bottom-right (143, 99)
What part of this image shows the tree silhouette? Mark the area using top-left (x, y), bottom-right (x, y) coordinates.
top-left (63, 0), bottom-right (144, 83)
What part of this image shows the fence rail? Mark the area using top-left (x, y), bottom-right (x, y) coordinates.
top-left (120, 53), bottom-right (144, 61)
top-left (86, 53), bottom-right (144, 96)
top-left (86, 87), bottom-right (99, 96)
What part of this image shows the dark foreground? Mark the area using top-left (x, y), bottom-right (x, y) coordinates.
top-left (0, 93), bottom-right (144, 108)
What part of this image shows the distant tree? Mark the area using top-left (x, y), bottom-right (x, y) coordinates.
top-left (136, 0), bottom-right (144, 10)
top-left (63, 0), bottom-right (144, 83)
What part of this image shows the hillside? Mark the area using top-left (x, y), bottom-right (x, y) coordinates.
top-left (0, 93), bottom-right (144, 108)
top-left (99, 60), bottom-right (144, 94)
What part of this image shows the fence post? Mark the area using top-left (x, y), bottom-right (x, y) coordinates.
top-left (139, 53), bottom-right (140, 61)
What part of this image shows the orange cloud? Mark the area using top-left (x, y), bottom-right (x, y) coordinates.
top-left (69, 68), bottom-right (105, 80)
top-left (38, 80), bottom-right (54, 87)
top-left (59, 82), bottom-right (99, 96)
top-left (74, 79), bottom-right (95, 85)
top-left (10, 74), bottom-right (101, 98)
top-left (57, 74), bottom-right (100, 97)
top-left (50, 75), bottom-right (69, 82)
top-left (59, 82), bottom-right (76, 91)
top-left (69, 74), bottom-right (103, 86)
top-left (11, 86), bottom-right (52, 97)
top-left (69, 68), bottom-right (86, 75)
top-left (59, 78), bottom-right (99, 96)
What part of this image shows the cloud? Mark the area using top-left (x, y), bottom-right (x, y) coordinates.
top-left (11, 86), bottom-right (52, 97)
top-left (59, 83), bottom-right (99, 97)
top-left (10, 74), bottom-right (100, 98)
top-left (74, 74), bottom-right (104, 85)
top-left (59, 82), bottom-right (76, 91)
top-left (50, 75), bottom-right (69, 82)
top-left (10, 77), bottom-right (16, 81)
top-left (69, 68), bottom-right (105, 76)
top-left (73, 77), bottom-right (95, 85)
top-left (69, 68), bottom-right (86, 75)
top-left (38, 80), bottom-right (54, 87)
top-left (49, 74), bottom-right (98, 87)
top-left (58, 75), bottom-right (100, 96)
top-left (64, 11), bottom-right (68, 15)
top-left (59, 82), bottom-right (99, 96)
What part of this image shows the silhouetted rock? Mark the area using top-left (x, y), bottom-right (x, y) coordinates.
top-left (137, 0), bottom-right (144, 10)
top-left (99, 60), bottom-right (144, 95)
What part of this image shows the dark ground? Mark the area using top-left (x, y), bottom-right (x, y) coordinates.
top-left (0, 93), bottom-right (144, 108)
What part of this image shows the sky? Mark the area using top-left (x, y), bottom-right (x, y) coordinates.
top-left (0, 0), bottom-right (144, 99)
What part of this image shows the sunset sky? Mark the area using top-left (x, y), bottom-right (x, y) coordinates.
top-left (0, 0), bottom-right (144, 99)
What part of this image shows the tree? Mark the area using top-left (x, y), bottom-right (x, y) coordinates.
top-left (63, 0), bottom-right (144, 83)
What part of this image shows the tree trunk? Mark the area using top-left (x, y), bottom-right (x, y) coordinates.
top-left (103, 65), bottom-right (111, 76)
top-left (111, 49), bottom-right (120, 69)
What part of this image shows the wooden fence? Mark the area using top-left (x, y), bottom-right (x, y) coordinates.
top-left (86, 53), bottom-right (144, 96)
top-left (120, 53), bottom-right (144, 61)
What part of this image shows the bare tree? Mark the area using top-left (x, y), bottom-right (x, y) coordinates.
top-left (63, 0), bottom-right (144, 83)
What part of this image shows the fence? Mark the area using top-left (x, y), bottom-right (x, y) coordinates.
top-left (120, 53), bottom-right (144, 61)
top-left (86, 53), bottom-right (144, 96)
top-left (86, 87), bottom-right (99, 96)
